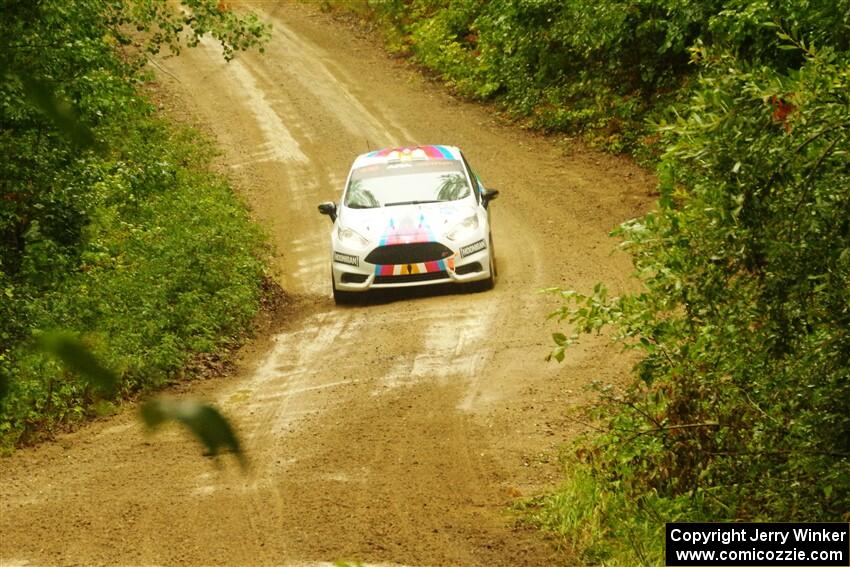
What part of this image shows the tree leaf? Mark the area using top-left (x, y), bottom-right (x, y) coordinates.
top-left (140, 399), bottom-right (246, 468)
top-left (38, 332), bottom-right (118, 396)
top-left (4, 68), bottom-right (99, 150)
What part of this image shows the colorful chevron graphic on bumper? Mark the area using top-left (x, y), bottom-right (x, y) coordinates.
top-left (375, 257), bottom-right (454, 276)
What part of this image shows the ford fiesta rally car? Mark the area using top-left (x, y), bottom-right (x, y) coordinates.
top-left (318, 145), bottom-right (499, 304)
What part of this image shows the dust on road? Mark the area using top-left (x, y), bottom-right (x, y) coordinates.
top-left (0, 3), bottom-right (654, 566)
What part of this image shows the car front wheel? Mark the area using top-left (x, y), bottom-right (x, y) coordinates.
top-left (332, 275), bottom-right (357, 305)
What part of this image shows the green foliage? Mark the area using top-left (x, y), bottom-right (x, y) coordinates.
top-left (0, 0), bottom-right (269, 447)
top-left (141, 398), bottom-right (245, 467)
top-left (0, 117), bottom-right (268, 446)
top-left (39, 332), bottom-right (119, 397)
top-left (2, 70), bottom-right (99, 150)
top-left (118, 0), bottom-right (270, 62)
top-left (521, 461), bottom-right (677, 566)
top-left (544, 34), bottom-right (849, 565)
top-left (336, 0), bottom-right (849, 153)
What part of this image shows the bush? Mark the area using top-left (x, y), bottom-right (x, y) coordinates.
top-left (1, 112), bottom-right (268, 446)
top-left (545, 38), bottom-right (849, 563)
top-left (336, 0), bottom-right (849, 153)
top-left (0, 0), bottom-right (269, 447)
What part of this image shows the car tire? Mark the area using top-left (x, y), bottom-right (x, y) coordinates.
top-left (332, 276), bottom-right (357, 305)
top-left (489, 234), bottom-right (498, 278)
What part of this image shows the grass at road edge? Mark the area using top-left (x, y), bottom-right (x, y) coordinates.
top-left (518, 458), bottom-right (693, 567)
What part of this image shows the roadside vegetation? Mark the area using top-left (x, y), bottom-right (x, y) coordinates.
top-left (536, 38), bottom-right (850, 560)
top-left (328, 1), bottom-right (850, 564)
top-left (0, 0), bottom-right (270, 450)
top-left (326, 0), bottom-right (847, 156)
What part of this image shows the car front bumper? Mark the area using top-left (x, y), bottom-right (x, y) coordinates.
top-left (331, 238), bottom-right (492, 292)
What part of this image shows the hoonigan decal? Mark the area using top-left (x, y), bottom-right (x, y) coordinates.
top-left (366, 145), bottom-right (457, 161)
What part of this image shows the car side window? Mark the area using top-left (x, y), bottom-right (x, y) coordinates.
top-left (459, 153), bottom-right (482, 204)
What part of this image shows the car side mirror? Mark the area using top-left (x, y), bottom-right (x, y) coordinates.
top-left (481, 188), bottom-right (499, 208)
top-left (318, 201), bottom-right (337, 222)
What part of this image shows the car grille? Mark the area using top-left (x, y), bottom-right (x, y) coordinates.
top-left (374, 271), bottom-right (448, 284)
top-left (365, 242), bottom-right (453, 265)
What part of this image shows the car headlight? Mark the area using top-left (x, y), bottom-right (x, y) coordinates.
top-left (446, 214), bottom-right (479, 241)
top-left (337, 226), bottom-right (370, 249)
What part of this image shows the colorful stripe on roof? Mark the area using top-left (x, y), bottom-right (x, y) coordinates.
top-left (365, 145), bottom-right (457, 161)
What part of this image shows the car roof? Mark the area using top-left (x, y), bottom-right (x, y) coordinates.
top-left (351, 144), bottom-right (463, 169)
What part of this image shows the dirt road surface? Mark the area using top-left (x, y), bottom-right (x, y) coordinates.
top-left (0, 4), bottom-right (654, 566)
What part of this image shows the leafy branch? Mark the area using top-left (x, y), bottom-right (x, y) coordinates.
top-left (36, 332), bottom-right (245, 467)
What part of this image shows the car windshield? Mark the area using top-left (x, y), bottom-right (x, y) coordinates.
top-left (344, 160), bottom-right (471, 208)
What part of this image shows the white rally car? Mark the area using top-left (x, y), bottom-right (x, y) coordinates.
top-left (318, 145), bottom-right (499, 304)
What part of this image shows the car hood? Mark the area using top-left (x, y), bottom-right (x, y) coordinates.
top-left (339, 202), bottom-right (476, 245)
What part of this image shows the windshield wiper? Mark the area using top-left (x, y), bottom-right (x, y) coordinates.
top-left (347, 203), bottom-right (378, 209)
top-left (383, 200), bottom-right (442, 207)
